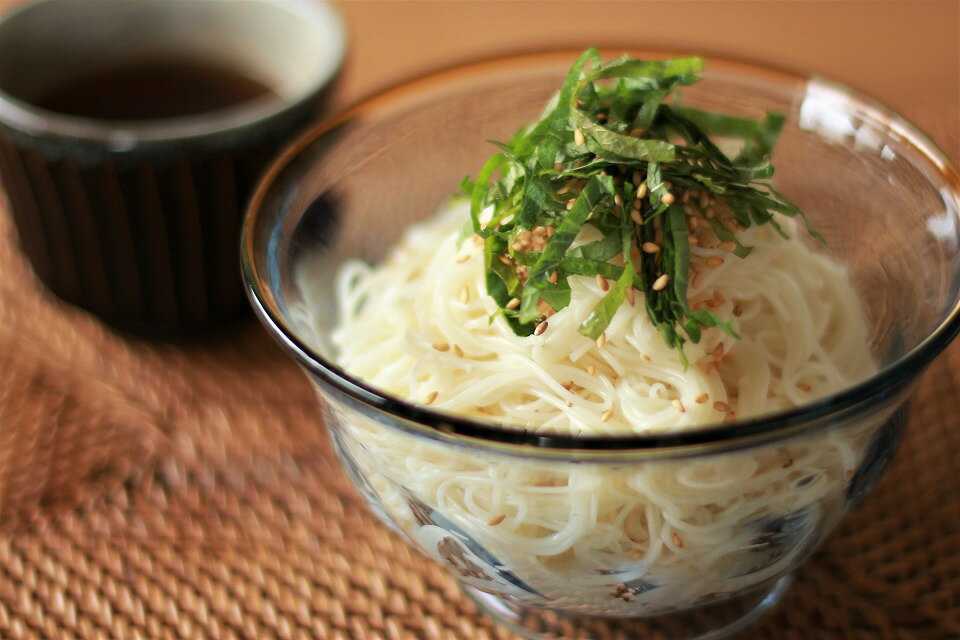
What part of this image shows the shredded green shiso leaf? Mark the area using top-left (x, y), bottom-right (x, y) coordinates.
top-left (460, 48), bottom-right (817, 364)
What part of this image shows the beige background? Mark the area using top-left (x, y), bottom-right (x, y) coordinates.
top-left (328, 0), bottom-right (959, 158)
top-left (1, 0), bottom-right (957, 155)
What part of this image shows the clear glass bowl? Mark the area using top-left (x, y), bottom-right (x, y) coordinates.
top-left (241, 51), bottom-right (960, 640)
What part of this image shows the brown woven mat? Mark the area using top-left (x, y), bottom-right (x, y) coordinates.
top-left (2, 139), bottom-right (959, 640)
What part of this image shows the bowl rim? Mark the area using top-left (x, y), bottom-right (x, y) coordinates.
top-left (242, 48), bottom-right (960, 454)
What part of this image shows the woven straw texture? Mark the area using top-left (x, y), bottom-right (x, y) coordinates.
top-left (1, 133), bottom-right (959, 640)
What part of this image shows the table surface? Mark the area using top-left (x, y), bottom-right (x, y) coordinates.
top-left (0, 2), bottom-right (958, 640)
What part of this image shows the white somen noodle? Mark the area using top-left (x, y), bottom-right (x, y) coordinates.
top-left (292, 203), bottom-right (881, 612)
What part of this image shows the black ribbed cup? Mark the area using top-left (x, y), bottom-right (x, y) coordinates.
top-left (0, 0), bottom-right (345, 335)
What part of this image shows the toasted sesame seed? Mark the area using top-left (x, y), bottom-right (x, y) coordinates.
top-left (692, 270), bottom-right (704, 289)
top-left (534, 320), bottom-right (548, 336)
top-left (705, 298), bottom-right (722, 309)
top-left (718, 241), bottom-right (737, 252)
top-left (662, 192), bottom-right (675, 205)
top-left (704, 360), bottom-right (718, 375)
top-left (596, 112), bottom-right (607, 121)
top-left (505, 297), bottom-right (520, 310)
top-left (706, 257), bottom-right (725, 268)
top-left (566, 199), bottom-right (575, 210)
top-left (653, 274), bottom-right (670, 291)
top-left (561, 381), bottom-right (575, 391)
top-left (601, 409), bottom-right (614, 422)
top-left (672, 399), bottom-right (686, 413)
top-left (687, 216), bottom-right (699, 232)
top-left (796, 382), bottom-right (813, 392)
top-left (548, 271), bottom-right (559, 284)
top-left (782, 459), bottom-right (794, 468)
top-left (587, 364), bottom-right (597, 375)
top-left (625, 286), bottom-right (635, 306)
top-left (487, 514), bottom-right (506, 526)
top-left (723, 411), bottom-right (736, 423)
top-left (695, 393), bottom-right (709, 404)
top-left (672, 532), bottom-right (684, 548)
top-left (733, 304), bottom-right (742, 317)
top-left (453, 344), bottom-right (464, 358)
top-left (574, 128), bottom-right (585, 146)
top-left (641, 242), bottom-right (660, 254)
top-left (567, 401), bottom-right (574, 407)
top-left (630, 209), bottom-right (643, 224)
top-left (614, 193), bottom-right (624, 206)
top-left (713, 401), bottom-right (731, 412)
top-left (596, 333), bottom-right (607, 349)
top-left (595, 273), bottom-right (610, 291)
top-left (424, 391), bottom-right (439, 404)
top-left (553, 162), bottom-right (563, 170)
top-left (637, 183), bottom-right (648, 198)
top-left (499, 254), bottom-right (513, 266)
top-left (640, 354), bottom-right (652, 363)
top-left (689, 235), bottom-right (700, 246)
top-left (459, 286), bottom-right (470, 303)
top-left (456, 253), bottom-right (470, 263)
top-left (432, 342), bottom-right (450, 352)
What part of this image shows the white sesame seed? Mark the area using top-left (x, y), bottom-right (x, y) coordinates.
top-left (432, 342), bottom-right (450, 352)
top-left (596, 333), bottom-right (607, 349)
top-left (425, 391), bottom-right (439, 405)
top-left (672, 399), bottom-right (685, 413)
top-left (601, 409), bottom-right (614, 422)
top-left (587, 364), bottom-right (596, 375)
top-left (574, 128), bottom-right (585, 146)
top-left (459, 286), bottom-right (470, 303)
top-left (505, 297), bottom-right (520, 310)
top-left (456, 253), bottom-right (470, 263)
top-left (453, 344), bottom-right (464, 358)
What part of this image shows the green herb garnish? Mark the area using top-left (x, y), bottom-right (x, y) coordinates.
top-left (465, 48), bottom-right (813, 360)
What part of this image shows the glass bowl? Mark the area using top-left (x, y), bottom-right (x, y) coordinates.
top-left (241, 51), bottom-right (960, 640)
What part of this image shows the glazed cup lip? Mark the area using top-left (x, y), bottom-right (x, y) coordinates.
top-left (242, 49), bottom-right (960, 455)
top-left (0, 0), bottom-right (346, 148)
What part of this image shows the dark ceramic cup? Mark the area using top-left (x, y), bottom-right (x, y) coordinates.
top-left (0, 0), bottom-right (345, 335)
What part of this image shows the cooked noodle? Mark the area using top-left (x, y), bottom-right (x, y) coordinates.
top-left (293, 203), bottom-right (881, 612)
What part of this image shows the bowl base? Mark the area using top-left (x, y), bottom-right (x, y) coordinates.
top-left (463, 575), bottom-right (792, 640)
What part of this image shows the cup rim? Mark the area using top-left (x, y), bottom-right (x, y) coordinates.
top-left (0, 0), bottom-right (346, 146)
top-left (242, 49), bottom-right (960, 455)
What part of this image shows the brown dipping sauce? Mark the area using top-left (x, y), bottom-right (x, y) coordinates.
top-left (31, 58), bottom-right (274, 120)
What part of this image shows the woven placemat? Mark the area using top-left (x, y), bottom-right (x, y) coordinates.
top-left (1, 141), bottom-right (959, 639)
